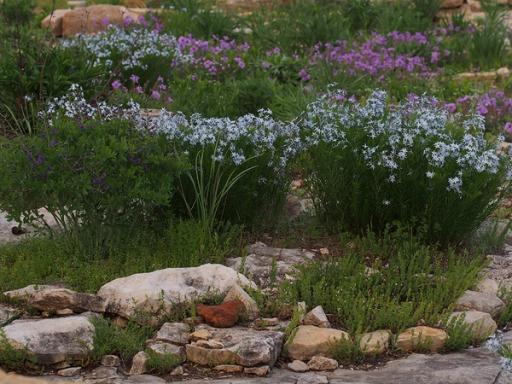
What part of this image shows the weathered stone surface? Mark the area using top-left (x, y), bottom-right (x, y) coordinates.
top-left (1, 314), bottom-right (95, 365)
top-left (194, 339), bottom-right (225, 349)
top-left (307, 356), bottom-right (338, 371)
top-left (0, 305), bottom-right (18, 325)
top-left (449, 311), bottom-right (498, 341)
top-left (129, 351), bottom-right (149, 375)
top-left (29, 287), bottom-right (106, 313)
top-left (396, 326), bottom-right (447, 353)
top-left (155, 322), bottom-right (190, 345)
top-left (57, 367), bottom-right (81, 377)
top-left (61, 5), bottom-right (142, 37)
top-left (455, 290), bottom-right (505, 317)
top-left (441, 0), bottom-right (464, 8)
top-left (475, 278), bottom-right (499, 296)
top-left (196, 301), bottom-right (244, 328)
top-left (224, 284), bottom-right (260, 320)
top-left (214, 364), bottom-right (244, 373)
top-left (101, 354), bottom-right (121, 367)
top-left (244, 365), bottom-right (270, 376)
top-left (180, 347), bottom-right (502, 384)
top-left (360, 330), bottom-right (391, 355)
top-left (226, 242), bottom-right (316, 287)
top-left (189, 328), bottom-right (211, 341)
top-left (147, 342), bottom-right (186, 360)
top-left (303, 306), bottom-right (330, 328)
top-left (41, 9), bottom-right (71, 36)
top-left (297, 373), bottom-right (329, 384)
top-left (4, 284), bottom-right (61, 300)
top-left (97, 264), bottom-right (253, 320)
top-left (185, 325), bottom-right (283, 367)
top-left (286, 325), bottom-right (350, 361)
top-left (288, 360), bottom-right (309, 372)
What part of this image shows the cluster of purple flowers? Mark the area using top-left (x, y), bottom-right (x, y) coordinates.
top-left (176, 35), bottom-right (250, 76)
top-left (112, 75), bottom-right (173, 104)
top-left (308, 31), bottom-right (446, 81)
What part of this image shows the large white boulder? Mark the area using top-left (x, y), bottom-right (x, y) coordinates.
top-left (97, 264), bottom-right (253, 320)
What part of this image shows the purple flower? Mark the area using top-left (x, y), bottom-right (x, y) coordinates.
top-left (101, 16), bottom-right (110, 26)
top-left (234, 57), bottom-right (245, 69)
top-left (130, 74), bottom-right (140, 83)
top-left (111, 80), bottom-right (123, 91)
top-left (505, 122), bottom-right (512, 133)
top-left (135, 86), bottom-right (144, 94)
top-left (151, 90), bottom-right (161, 100)
top-left (445, 103), bottom-right (456, 113)
top-left (123, 16), bottom-right (134, 27)
top-left (477, 105), bottom-right (488, 115)
top-left (299, 68), bottom-right (311, 82)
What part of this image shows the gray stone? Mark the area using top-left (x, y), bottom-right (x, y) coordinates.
top-left (1, 313), bottom-right (95, 364)
top-left (101, 355), bottom-right (121, 367)
top-left (475, 278), bottom-right (499, 296)
top-left (225, 242), bottom-right (316, 287)
top-left (297, 374), bottom-right (329, 384)
top-left (307, 356), bottom-right (338, 371)
top-left (97, 264), bottom-right (254, 320)
top-left (56, 367), bottom-right (81, 377)
top-left (288, 360), bottom-right (309, 372)
top-left (185, 325), bottom-right (283, 367)
top-left (449, 311), bottom-right (498, 341)
top-left (147, 341), bottom-right (185, 361)
top-left (223, 284), bottom-right (260, 320)
top-left (455, 290), bottom-right (505, 317)
top-left (83, 366), bottom-right (120, 380)
top-left (155, 322), bottom-right (190, 345)
top-left (4, 284), bottom-right (61, 300)
top-left (244, 365), bottom-right (270, 376)
top-left (29, 287), bottom-right (106, 313)
top-left (303, 306), bottom-right (330, 328)
top-left (0, 304), bottom-right (18, 325)
top-left (129, 351), bottom-right (149, 375)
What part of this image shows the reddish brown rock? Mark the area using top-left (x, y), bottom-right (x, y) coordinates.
top-left (196, 301), bottom-right (244, 328)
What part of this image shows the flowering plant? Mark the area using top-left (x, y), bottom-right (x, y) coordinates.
top-left (301, 88), bottom-right (511, 243)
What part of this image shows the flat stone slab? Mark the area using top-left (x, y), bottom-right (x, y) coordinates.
top-left (182, 348), bottom-right (502, 384)
top-left (1, 313), bottom-right (96, 365)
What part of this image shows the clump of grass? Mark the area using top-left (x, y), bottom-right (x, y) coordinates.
top-left (498, 287), bottom-right (512, 328)
top-left (280, 229), bottom-right (485, 334)
top-left (90, 317), bottom-right (154, 366)
top-left (442, 313), bottom-right (474, 351)
top-left (145, 350), bottom-right (182, 374)
top-left (329, 336), bottom-right (365, 365)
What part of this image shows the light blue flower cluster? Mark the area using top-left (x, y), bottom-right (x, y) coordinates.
top-left (61, 25), bottom-right (190, 70)
top-left (300, 88), bottom-right (507, 195)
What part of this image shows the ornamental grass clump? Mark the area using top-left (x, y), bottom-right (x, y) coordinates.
top-left (301, 89), bottom-right (511, 244)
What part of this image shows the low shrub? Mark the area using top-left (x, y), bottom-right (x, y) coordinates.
top-left (301, 89), bottom-right (511, 243)
top-left (0, 98), bottom-right (184, 254)
top-left (279, 230), bottom-right (484, 334)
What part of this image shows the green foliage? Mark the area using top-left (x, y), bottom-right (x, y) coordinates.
top-left (442, 313), bottom-right (474, 351)
top-left (280, 230), bottom-right (484, 334)
top-left (0, 220), bottom-right (237, 293)
top-left (468, 1), bottom-right (508, 70)
top-left (91, 317), bottom-right (153, 365)
top-left (0, 118), bottom-right (184, 255)
top-left (145, 349), bottom-right (182, 374)
top-left (329, 336), bottom-right (365, 364)
top-left (498, 287), bottom-right (512, 328)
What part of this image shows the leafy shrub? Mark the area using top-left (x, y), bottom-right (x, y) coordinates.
top-left (0, 99), bottom-right (184, 254)
top-left (301, 89), bottom-right (510, 243)
top-left (280, 230), bottom-right (484, 334)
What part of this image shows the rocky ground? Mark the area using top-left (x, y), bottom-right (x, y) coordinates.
top-left (2, 211), bottom-right (512, 384)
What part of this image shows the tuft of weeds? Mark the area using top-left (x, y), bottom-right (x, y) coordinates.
top-left (145, 350), bottom-right (182, 374)
top-left (442, 313), bottom-right (474, 351)
top-left (90, 317), bottom-right (154, 366)
top-left (0, 331), bottom-right (38, 372)
top-left (329, 336), bottom-right (365, 365)
top-left (498, 287), bottom-right (512, 328)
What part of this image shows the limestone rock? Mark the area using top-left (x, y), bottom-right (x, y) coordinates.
top-left (297, 373), bottom-right (329, 384)
top-left (396, 326), bottom-right (447, 353)
top-left (360, 330), bottom-right (391, 355)
top-left (475, 278), bottom-right (499, 296)
top-left (29, 287), bottom-right (106, 313)
top-left (189, 328), bottom-right (211, 341)
top-left (244, 365), bottom-right (270, 376)
top-left (185, 325), bottom-right (283, 367)
top-left (223, 284), bottom-right (259, 320)
top-left (441, 0), bottom-right (464, 8)
top-left (101, 355), bottom-right (121, 367)
top-left (449, 311), bottom-right (497, 341)
top-left (254, 317), bottom-right (280, 328)
top-left (147, 342), bottom-right (186, 361)
top-left (214, 364), bottom-right (244, 373)
top-left (155, 322), bottom-right (190, 345)
top-left (61, 5), bottom-right (142, 37)
top-left (286, 325), bottom-right (350, 361)
top-left (171, 366), bottom-right (184, 376)
top-left (307, 356), bottom-right (338, 371)
top-left (225, 242), bottom-right (316, 287)
top-left (303, 306), bottom-right (330, 328)
top-left (196, 301), bottom-right (244, 328)
top-left (288, 360), bottom-right (309, 372)
top-left (4, 284), bottom-right (60, 300)
top-left (455, 290), bottom-right (505, 317)
top-left (194, 339), bottom-right (225, 349)
top-left (1, 313), bottom-right (95, 364)
top-left (41, 9), bottom-right (71, 36)
top-left (57, 367), bottom-right (81, 377)
top-left (129, 351), bottom-right (149, 375)
top-left (0, 305), bottom-right (18, 325)
top-left (97, 264), bottom-right (253, 321)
